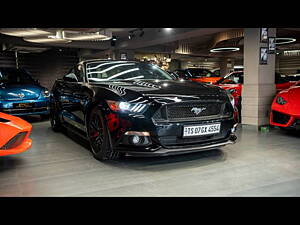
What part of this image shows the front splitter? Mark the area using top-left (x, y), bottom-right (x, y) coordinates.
top-left (120, 137), bottom-right (236, 157)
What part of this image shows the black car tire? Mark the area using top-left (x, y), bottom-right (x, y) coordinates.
top-left (87, 107), bottom-right (119, 161)
top-left (50, 102), bottom-right (62, 132)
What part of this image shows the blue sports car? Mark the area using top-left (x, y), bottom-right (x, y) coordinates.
top-left (0, 67), bottom-right (50, 118)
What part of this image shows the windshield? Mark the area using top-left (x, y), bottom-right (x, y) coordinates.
top-left (86, 61), bottom-right (173, 82)
top-left (0, 68), bottom-right (35, 85)
top-left (186, 68), bottom-right (217, 78)
top-left (275, 73), bottom-right (289, 84)
top-left (218, 72), bottom-right (243, 84)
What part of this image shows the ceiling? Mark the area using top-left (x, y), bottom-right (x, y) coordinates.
top-left (1, 28), bottom-right (300, 60)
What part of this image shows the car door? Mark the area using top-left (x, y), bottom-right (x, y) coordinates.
top-left (59, 65), bottom-right (87, 132)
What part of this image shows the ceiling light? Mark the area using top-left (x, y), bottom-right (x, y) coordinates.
top-left (0, 28), bottom-right (52, 37)
top-left (283, 50), bottom-right (300, 56)
top-left (210, 47), bottom-right (240, 53)
top-left (24, 30), bottom-right (71, 43)
top-left (66, 33), bottom-right (111, 41)
top-left (275, 38), bottom-right (296, 45)
top-left (23, 37), bottom-right (71, 43)
top-left (234, 65), bottom-right (244, 69)
top-left (165, 28), bottom-right (173, 31)
top-left (65, 29), bottom-right (112, 41)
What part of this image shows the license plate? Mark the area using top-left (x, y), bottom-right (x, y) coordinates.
top-left (183, 123), bottom-right (221, 137)
top-left (14, 103), bottom-right (34, 108)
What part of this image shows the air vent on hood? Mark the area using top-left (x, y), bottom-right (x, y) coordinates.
top-left (0, 118), bottom-right (10, 123)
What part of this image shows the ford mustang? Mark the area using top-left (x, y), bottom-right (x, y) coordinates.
top-left (0, 67), bottom-right (50, 118)
top-left (50, 60), bottom-right (237, 160)
top-left (0, 112), bottom-right (32, 156)
top-left (270, 81), bottom-right (300, 130)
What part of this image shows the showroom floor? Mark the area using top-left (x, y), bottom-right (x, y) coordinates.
top-left (1, 116), bottom-right (300, 197)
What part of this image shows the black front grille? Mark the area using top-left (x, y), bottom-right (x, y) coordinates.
top-left (153, 101), bottom-right (230, 122)
top-left (167, 102), bottom-right (222, 119)
top-left (272, 111), bottom-right (290, 125)
top-left (0, 132), bottom-right (28, 150)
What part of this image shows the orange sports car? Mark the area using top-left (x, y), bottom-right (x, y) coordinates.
top-left (173, 68), bottom-right (221, 84)
top-left (0, 112), bottom-right (32, 156)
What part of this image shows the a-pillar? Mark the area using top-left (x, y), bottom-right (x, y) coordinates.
top-left (242, 28), bottom-right (276, 128)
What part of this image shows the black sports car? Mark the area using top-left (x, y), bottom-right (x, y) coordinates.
top-left (50, 60), bottom-right (237, 160)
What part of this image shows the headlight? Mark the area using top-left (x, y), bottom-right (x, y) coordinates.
top-left (106, 100), bottom-right (148, 113)
top-left (42, 89), bottom-right (50, 97)
top-left (276, 96), bottom-right (287, 105)
top-left (227, 93), bottom-right (235, 108)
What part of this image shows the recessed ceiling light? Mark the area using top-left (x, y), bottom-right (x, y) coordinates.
top-left (66, 33), bottom-right (111, 41)
top-left (24, 37), bottom-right (71, 44)
top-left (0, 28), bottom-right (52, 37)
top-left (65, 30), bottom-right (112, 41)
top-left (165, 28), bottom-right (173, 32)
top-left (210, 47), bottom-right (240, 53)
top-left (275, 38), bottom-right (296, 45)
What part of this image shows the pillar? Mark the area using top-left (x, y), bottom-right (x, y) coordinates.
top-left (242, 28), bottom-right (276, 128)
top-left (220, 58), bottom-right (234, 76)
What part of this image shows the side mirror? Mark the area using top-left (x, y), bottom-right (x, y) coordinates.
top-left (63, 73), bottom-right (78, 83)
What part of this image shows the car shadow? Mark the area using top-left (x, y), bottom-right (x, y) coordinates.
top-left (17, 115), bottom-right (49, 123)
top-left (272, 127), bottom-right (300, 138)
top-left (104, 149), bottom-right (227, 172)
top-left (0, 156), bottom-right (25, 172)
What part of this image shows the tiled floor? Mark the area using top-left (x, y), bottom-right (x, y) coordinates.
top-left (1, 117), bottom-right (300, 196)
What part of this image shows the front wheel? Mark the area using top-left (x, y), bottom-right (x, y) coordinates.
top-left (87, 107), bottom-right (120, 161)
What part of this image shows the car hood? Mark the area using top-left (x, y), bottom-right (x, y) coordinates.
top-left (190, 77), bottom-right (222, 84)
top-left (277, 86), bottom-right (300, 115)
top-left (0, 84), bottom-right (43, 100)
top-left (91, 79), bottom-right (228, 104)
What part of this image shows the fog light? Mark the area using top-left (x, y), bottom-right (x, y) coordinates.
top-left (131, 135), bottom-right (140, 145)
top-left (123, 131), bottom-right (151, 146)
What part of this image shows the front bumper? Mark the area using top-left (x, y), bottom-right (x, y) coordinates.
top-left (0, 99), bottom-right (50, 116)
top-left (0, 138), bottom-right (32, 156)
top-left (270, 110), bottom-right (300, 128)
top-left (117, 135), bottom-right (236, 156)
top-left (109, 112), bottom-right (237, 156)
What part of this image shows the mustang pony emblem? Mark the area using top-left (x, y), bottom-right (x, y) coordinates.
top-left (18, 93), bottom-right (25, 98)
top-left (191, 107), bottom-right (206, 115)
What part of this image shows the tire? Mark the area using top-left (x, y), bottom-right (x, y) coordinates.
top-left (87, 106), bottom-right (119, 161)
top-left (50, 102), bottom-right (62, 132)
